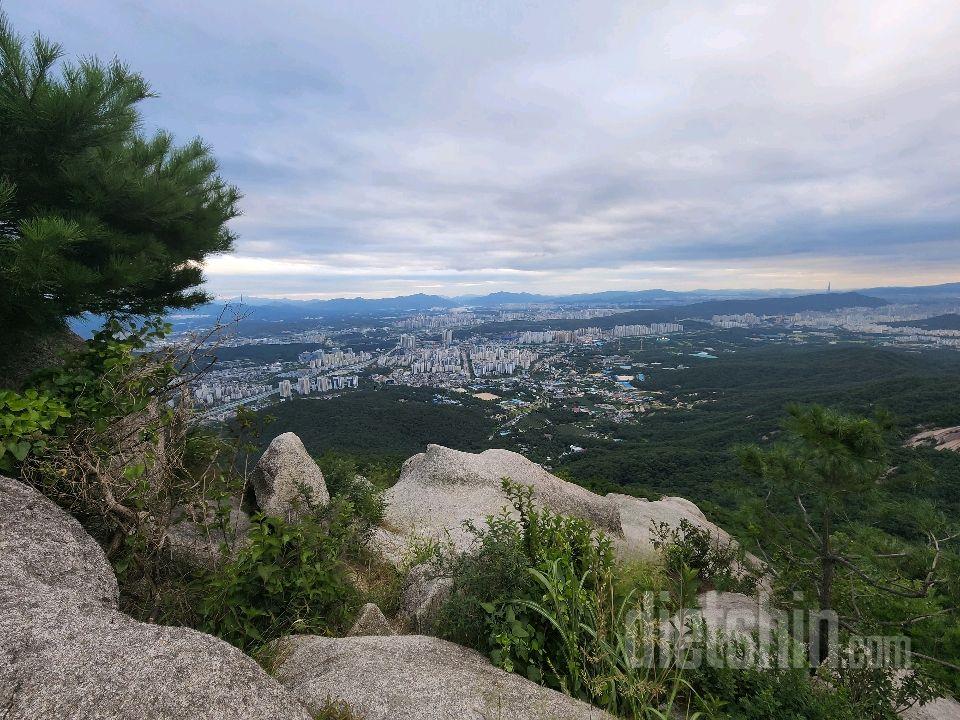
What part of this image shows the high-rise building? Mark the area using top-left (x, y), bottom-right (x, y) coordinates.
top-left (297, 376), bottom-right (311, 395)
top-left (442, 329), bottom-right (454, 345)
top-left (400, 333), bottom-right (417, 350)
top-left (279, 380), bottom-right (292, 399)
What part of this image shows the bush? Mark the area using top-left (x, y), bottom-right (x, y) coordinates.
top-left (440, 480), bottom-right (690, 719)
top-left (690, 660), bottom-right (860, 720)
top-left (651, 518), bottom-right (757, 594)
top-left (433, 506), bottom-right (533, 649)
top-left (0, 388), bottom-right (70, 470)
top-left (312, 698), bottom-right (365, 720)
top-left (198, 501), bottom-right (361, 652)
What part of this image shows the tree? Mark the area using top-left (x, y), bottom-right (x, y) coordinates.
top-left (0, 13), bottom-right (239, 334)
top-left (737, 404), bottom-right (956, 672)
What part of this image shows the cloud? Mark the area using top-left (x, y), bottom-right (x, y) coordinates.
top-left (8, 0), bottom-right (960, 296)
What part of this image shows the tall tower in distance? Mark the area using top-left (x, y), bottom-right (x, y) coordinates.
top-left (827, 281), bottom-right (831, 293)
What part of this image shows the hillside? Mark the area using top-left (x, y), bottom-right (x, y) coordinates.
top-left (885, 313), bottom-right (960, 331)
top-left (471, 292), bottom-right (886, 335)
top-left (259, 387), bottom-right (494, 459)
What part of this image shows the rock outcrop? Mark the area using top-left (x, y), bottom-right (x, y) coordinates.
top-left (664, 591), bottom-right (777, 647)
top-left (380, 444), bottom-right (620, 558)
top-left (901, 696), bottom-right (960, 720)
top-left (377, 444), bottom-right (748, 566)
top-left (275, 634), bottom-right (614, 720)
top-left (0, 475), bottom-right (118, 605)
top-left (347, 603), bottom-right (396, 637)
top-left (166, 497), bottom-right (253, 569)
top-left (252, 432), bottom-right (329, 518)
top-left (399, 563), bottom-right (453, 632)
top-left (609, 493), bottom-right (740, 559)
top-left (0, 475), bottom-right (311, 720)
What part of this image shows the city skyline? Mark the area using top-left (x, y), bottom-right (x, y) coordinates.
top-left (10, 1), bottom-right (960, 299)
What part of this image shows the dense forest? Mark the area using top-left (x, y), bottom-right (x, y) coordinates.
top-left (257, 387), bottom-right (494, 462)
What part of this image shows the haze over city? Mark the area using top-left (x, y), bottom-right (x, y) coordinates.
top-left (9, 0), bottom-right (960, 298)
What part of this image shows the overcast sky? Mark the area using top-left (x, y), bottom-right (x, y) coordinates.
top-left (8, 1), bottom-right (960, 298)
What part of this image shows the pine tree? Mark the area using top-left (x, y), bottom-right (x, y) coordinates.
top-left (0, 13), bottom-right (240, 334)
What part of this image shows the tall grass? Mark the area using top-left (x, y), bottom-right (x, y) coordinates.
top-left (473, 480), bottom-right (702, 719)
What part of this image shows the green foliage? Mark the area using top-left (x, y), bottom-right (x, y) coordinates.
top-left (315, 452), bottom-right (388, 535)
top-left (311, 698), bottom-right (365, 720)
top-left (198, 504), bottom-right (360, 652)
top-left (0, 387), bottom-right (69, 470)
top-left (440, 480), bottom-right (691, 719)
top-left (689, 657), bottom-right (862, 720)
top-left (255, 387), bottom-right (494, 459)
top-left (433, 506), bottom-right (534, 649)
top-left (36, 317), bottom-right (175, 425)
top-left (651, 518), bottom-right (756, 594)
top-left (0, 12), bottom-right (239, 332)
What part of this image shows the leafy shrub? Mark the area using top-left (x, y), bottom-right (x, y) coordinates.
top-left (690, 659), bottom-right (860, 720)
top-left (433, 507), bottom-right (533, 649)
top-left (198, 501), bottom-right (361, 652)
top-left (651, 518), bottom-right (756, 594)
top-left (442, 480), bottom-right (690, 719)
top-left (0, 388), bottom-right (70, 470)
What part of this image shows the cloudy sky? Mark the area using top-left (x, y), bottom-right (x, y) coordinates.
top-left (8, 1), bottom-right (960, 298)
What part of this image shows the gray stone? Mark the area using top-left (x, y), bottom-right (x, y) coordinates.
top-left (376, 445), bottom-right (753, 572)
top-left (663, 591), bottom-right (777, 652)
top-left (378, 444), bottom-right (621, 560)
top-left (0, 475), bottom-right (117, 606)
top-left (165, 497), bottom-right (252, 570)
top-left (609, 493), bottom-right (737, 559)
top-left (253, 432), bottom-right (329, 518)
top-left (275, 634), bottom-right (615, 720)
top-left (0, 476), bottom-right (311, 720)
top-left (0, 594), bottom-right (312, 720)
top-left (400, 563), bottom-right (453, 632)
top-left (901, 696), bottom-right (960, 720)
top-left (347, 603), bottom-right (396, 637)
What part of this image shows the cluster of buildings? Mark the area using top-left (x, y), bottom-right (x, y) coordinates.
top-left (278, 374), bottom-right (359, 398)
top-left (709, 305), bottom-right (960, 348)
top-left (398, 313), bottom-right (477, 330)
top-left (517, 323), bottom-right (684, 345)
top-left (609, 322), bottom-right (684, 338)
top-left (297, 348), bottom-right (371, 368)
top-left (379, 347), bottom-right (466, 375)
top-left (193, 381), bottom-right (272, 407)
top-left (469, 345), bottom-right (537, 377)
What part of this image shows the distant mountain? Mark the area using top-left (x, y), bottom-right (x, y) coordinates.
top-left (677, 291), bottom-right (886, 317)
top-left (451, 288), bottom-right (815, 307)
top-left (584, 292), bottom-right (885, 328)
top-left (860, 282), bottom-right (960, 303)
top-left (72, 283), bottom-right (949, 338)
top-left (470, 292), bottom-right (888, 334)
top-left (884, 313), bottom-right (960, 331)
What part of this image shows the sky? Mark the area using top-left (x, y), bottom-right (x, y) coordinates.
top-left (7, 1), bottom-right (960, 298)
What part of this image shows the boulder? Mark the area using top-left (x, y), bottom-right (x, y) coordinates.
top-left (376, 445), bottom-right (748, 568)
top-left (275, 634), bottom-right (615, 720)
top-left (399, 563), bottom-right (453, 632)
top-left (609, 493), bottom-right (738, 559)
top-left (379, 444), bottom-right (621, 559)
top-left (347, 603), bottom-right (396, 637)
top-left (0, 594), bottom-right (313, 720)
top-left (253, 432), bottom-right (329, 518)
top-left (166, 497), bottom-right (253, 570)
top-left (902, 696), bottom-right (960, 720)
top-left (662, 591), bottom-right (777, 656)
top-left (0, 475), bottom-right (117, 606)
top-left (0, 476), bottom-right (311, 720)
